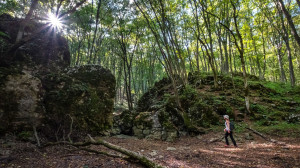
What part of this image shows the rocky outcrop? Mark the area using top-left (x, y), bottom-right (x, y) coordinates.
top-left (0, 14), bottom-right (116, 140)
top-left (112, 76), bottom-right (220, 141)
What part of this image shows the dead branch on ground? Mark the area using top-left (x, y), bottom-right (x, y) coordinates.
top-left (43, 135), bottom-right (165, 168)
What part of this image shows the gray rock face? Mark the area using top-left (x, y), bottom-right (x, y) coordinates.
top-left (0, 65), bottom-right (116, 138)
top-left (130, 110), bottom-right (179, 141)
top-left (0, 70), bottom-right (45, 131)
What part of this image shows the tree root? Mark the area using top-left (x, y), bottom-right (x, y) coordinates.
top-left (87, 134), bottom-right (164, 168)
top-left (245, 127), bottom-right (286, 145)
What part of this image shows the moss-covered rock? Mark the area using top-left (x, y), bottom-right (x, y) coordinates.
top-left (43, 65), bottom-right (115, 138)
top-left (0, 15), bottom-right (116, 140)
top-left (113, 110), bottom-right (135, 135)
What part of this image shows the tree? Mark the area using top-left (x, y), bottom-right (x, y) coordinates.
top-left (276, 0), bottom-right (300, 48)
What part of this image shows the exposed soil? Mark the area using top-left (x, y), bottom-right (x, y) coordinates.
top-left (1, 132), bottom-right (299, 168)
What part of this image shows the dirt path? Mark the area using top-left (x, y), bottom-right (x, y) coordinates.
top-left (1, 132), bottom-right (299, 168)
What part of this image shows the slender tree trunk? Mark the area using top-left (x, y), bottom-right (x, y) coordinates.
top-left (91, 0), bottom-right (102, 64)
top-left (217, 27), bottom-right (224, 73)
top-left (261, 26), bottom-right (267, 80)
top-left (187, 47), bottom-right (193, 72)
top-left (278, 9), bottom-right (296, 86)
top-left (285, 39), bottom-right (296, 86)
top-left (250, 27), bottom-right (262, 79)
top-left (230, 0), bottom-right (251, 114)
top-left (277, 0), bottom-right (300, 48)
top-left (199, 50), bottom-right (205, 71)
top-left (276, 43), bottom-right (287, 83)
top-left (223, 32), bottom-right (229, 73)
top-left (196, 39), bottom-right (200, 71)
top-left (249, 57), bottom-right (255, 75)
top-left (233, 52), bottom-right (237, 73)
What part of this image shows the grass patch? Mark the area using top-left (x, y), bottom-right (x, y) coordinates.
top-left (253, 121), bottom-right (300, 137)
top-left (233, 122), bottom-right (247, 133)
top-left (262, 81), bottom-right (292, 94)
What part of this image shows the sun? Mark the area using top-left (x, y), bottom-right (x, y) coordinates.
top-left (47, 13), bottom-right (63, 30)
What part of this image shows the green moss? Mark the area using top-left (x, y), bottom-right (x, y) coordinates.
top-left (254, 122), bottom-right (300, 137)
top-left (179, 85), bottom-right (198, 109)
top-left (44, 69), bottom-right (115, 134)
top-left (251, 104), bottom-right (268, 114)
top-left (233, 122), bottom-right (247, 133)
top-left (262, 81), bottom-right (292, 94)
top-left (134, 112), bottom-right (153, 128)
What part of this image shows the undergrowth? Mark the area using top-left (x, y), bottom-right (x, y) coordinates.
top-left (253, 121), bottom-right (300, 137)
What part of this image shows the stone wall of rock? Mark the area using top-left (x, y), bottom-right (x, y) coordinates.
top-left (0, 68), bottom-right (45, 133)
top-left (0, 14), bottom-right (116, 140)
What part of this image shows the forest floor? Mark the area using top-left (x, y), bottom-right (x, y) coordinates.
top-left (1, 131), bottom-right (299, 168)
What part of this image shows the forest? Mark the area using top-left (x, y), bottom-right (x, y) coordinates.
top-left (0, 0), bottom-right (300, 167)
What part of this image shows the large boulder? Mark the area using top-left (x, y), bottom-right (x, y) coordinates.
top-left (43, 65), bottom-right (116, 138)
top-left (0, 65), bottom-right (116, 139)
top-left (0, 14), bottom-right (116, 140)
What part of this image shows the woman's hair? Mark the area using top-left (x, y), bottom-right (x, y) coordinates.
top-left (223, 115), bottom-right (229, 119)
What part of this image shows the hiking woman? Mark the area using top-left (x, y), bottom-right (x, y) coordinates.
top-left (224, 115), bottom-right (237, 147)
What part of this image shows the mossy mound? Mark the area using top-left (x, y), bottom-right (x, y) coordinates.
top-left (127, 71), bottom-right (300, 140)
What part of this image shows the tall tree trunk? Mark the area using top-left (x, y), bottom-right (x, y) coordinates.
top-left (187, 47), bottom-right (193, 72)
top-left (278, 8), bottom-right (296, 86)
top-left (277, 0), bottom-right (300, 48)
top-left (276, 45), bottom-right (287, 83)
top-left (91, 0), bottom-right (102, 64)
top-left (249, 57), bottom-right (255, 76)
top-left (250, 27), bottom-right (262, 79)
top-left (230, 0), bottom-right (251, 114)
top-left (217, 26), bottom-right (224, 73)
top-left (261, 25), bottom-right (267, 80)
top-left (196, 39), bottom-right (200, 71)
top-left (223, 32), bottom-right (229, 73)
